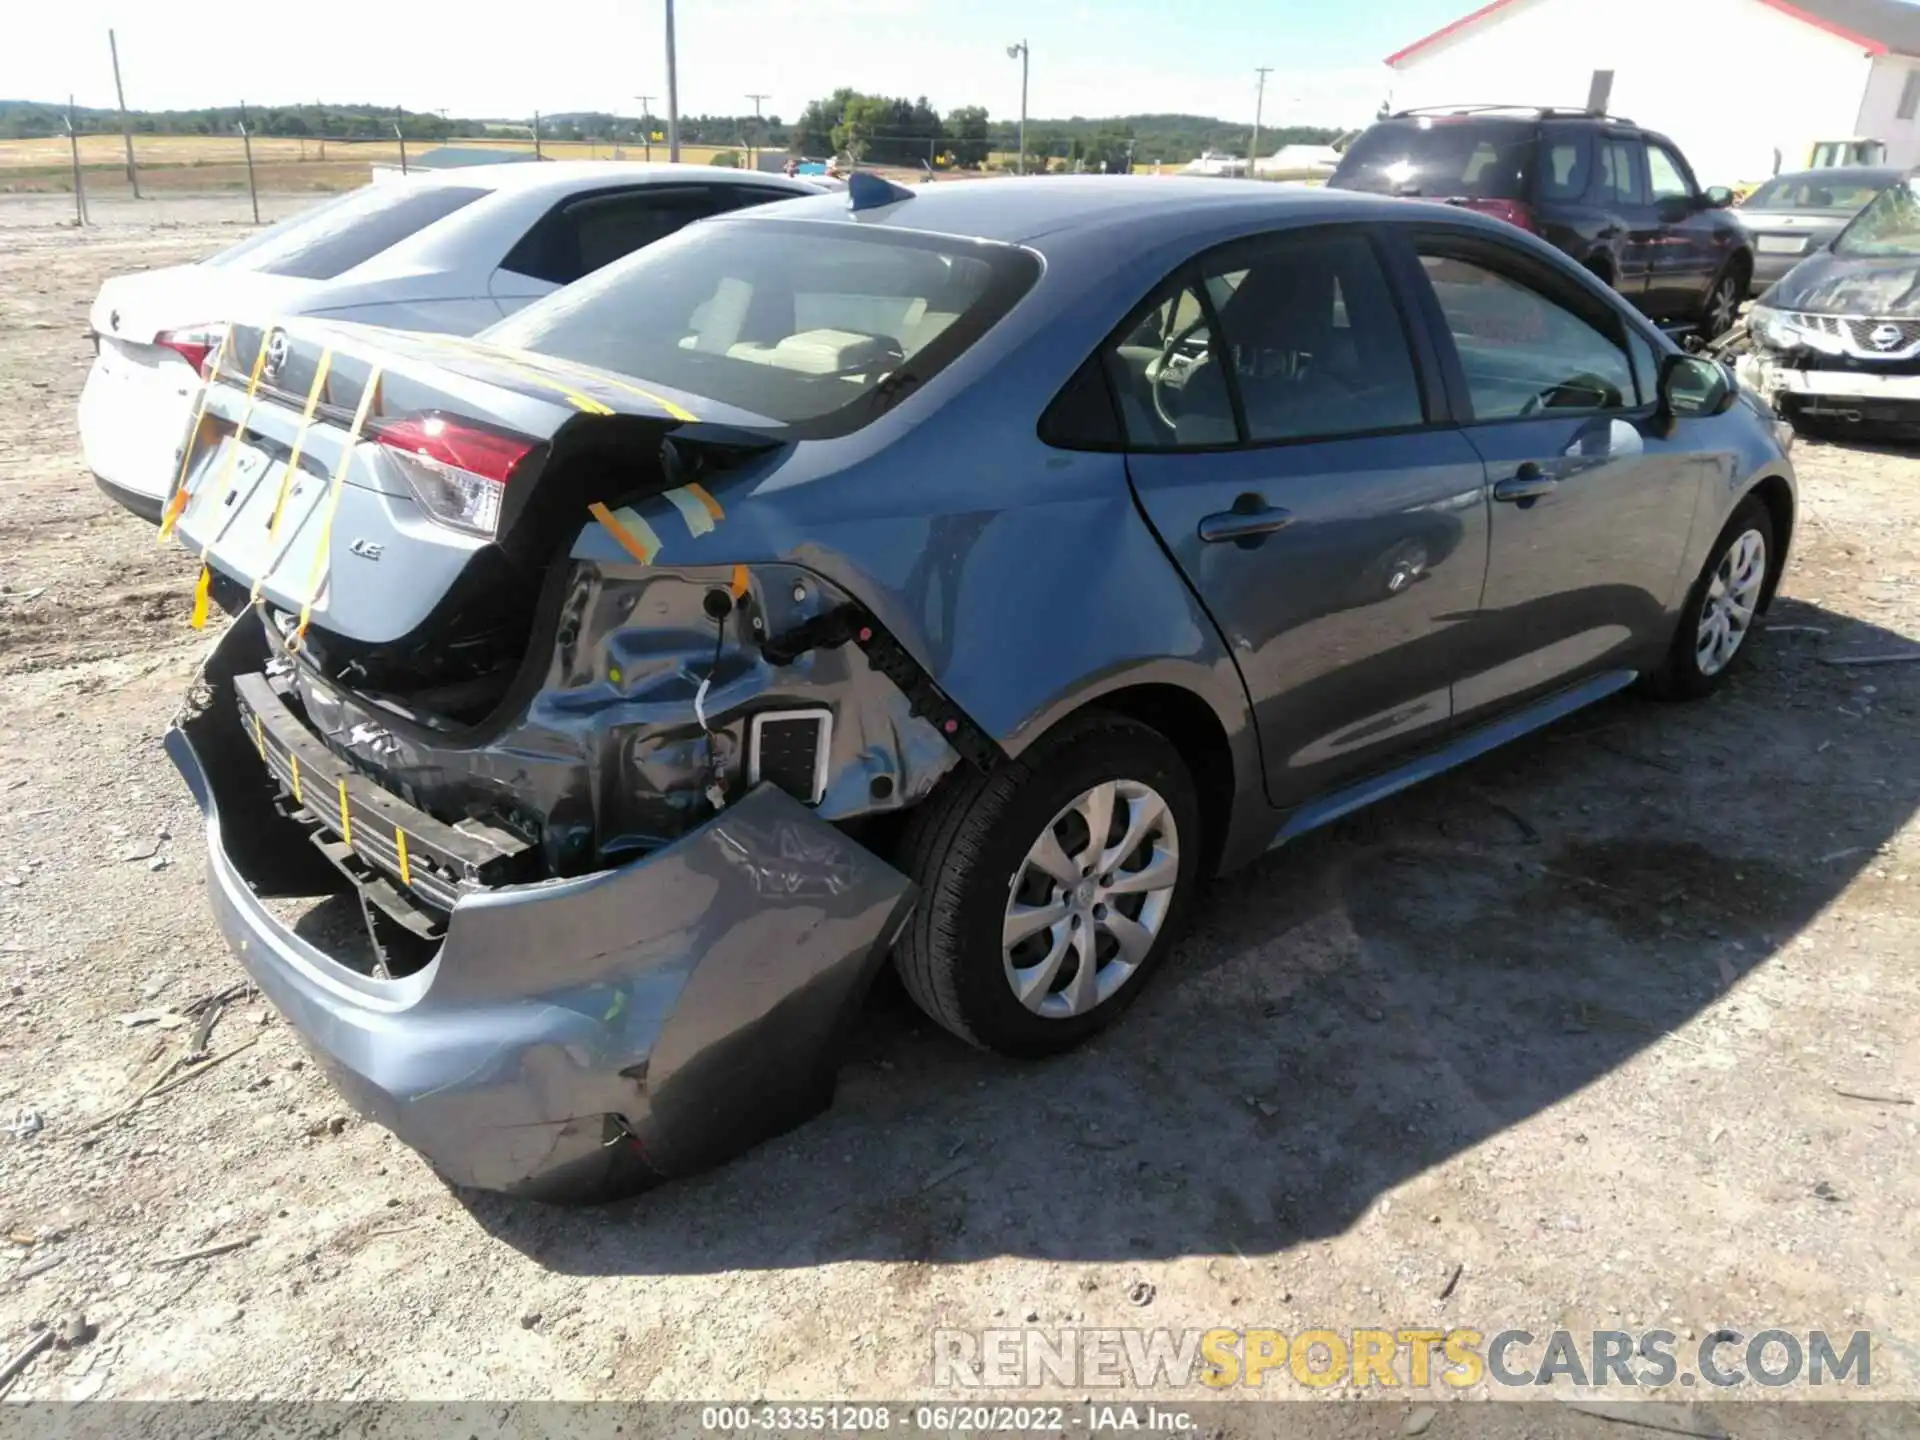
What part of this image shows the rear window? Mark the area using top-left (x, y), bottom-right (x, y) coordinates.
top-left (1743, 174), bottom-right (1890, 213)
top-left (483, 218), bottom-right (1041, 437)
top-left (1331, 119), bottom-right (1535, 200)
top-left (202, 182), bottom-right (487, 280)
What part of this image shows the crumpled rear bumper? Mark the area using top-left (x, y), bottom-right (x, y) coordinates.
top-left (166, 623), bottom-right (916, 1203)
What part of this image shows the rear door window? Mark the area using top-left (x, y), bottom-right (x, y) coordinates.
top-left (1100, 228), bottom-right (1427, 448)
top-left (1539, 128), bottom-right (1593, 201)
top-left (501, 186), bottom-right (734, 287)
top-left (204, 184), bottom-right (488, 280)
top-left (1592, 139), bottom-right (1648, 206)
top-left (1331, 119), bottom-right (1534, 200)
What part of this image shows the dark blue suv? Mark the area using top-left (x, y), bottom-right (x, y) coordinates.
top-left (1332, 107), bottom-right (1753, 339)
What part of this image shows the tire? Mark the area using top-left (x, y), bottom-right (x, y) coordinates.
top-left (894, 711), bottom-right (1202, 1056)
top-left (1644, 495), bottom-right (1775, 700)
top-left (1700, 258), bottom-right (1748, 340)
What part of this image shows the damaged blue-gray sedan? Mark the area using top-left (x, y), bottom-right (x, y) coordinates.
top-left (161, 175), bottom-right (1796, 1202)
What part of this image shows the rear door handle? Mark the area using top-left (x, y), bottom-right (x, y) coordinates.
top-left (1492, 465), bottom-right (1558, 504)
top-left (1199, 495), bottom-right (1294, 545)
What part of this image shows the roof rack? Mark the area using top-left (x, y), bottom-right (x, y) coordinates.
top-left (1388, 104), bottom-right (1636, 123)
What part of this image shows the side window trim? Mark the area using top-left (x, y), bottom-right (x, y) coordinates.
top-left (1048, 222), bottom-right (1451, 455)
top-left (1403, 224), bottom-right (1652, 426)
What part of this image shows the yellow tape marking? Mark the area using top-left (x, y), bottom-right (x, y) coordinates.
top-left (292, 366), bottom-right (384, 649)
top-left (662, 486), bottom-right (717, 540)
top-left (263, 349), bottom-right (334, 548)
top-left (289, 753), bottom-right (302, 806)
top-left (395, 828), bottom-right (412, 888)
top-left (398, 330), bottom-right (613, 416)
top-left (728, 563), bottom-right (750, 600)
top-left (157, 324), bottom-right (235, 542)
top-left (587, 502), bottom-right (661, 565)
top-left (336, 779), bottom-right (352, 846)
top-left (403, 329), bottom-right (698, 422)
top-left (175, 334), bottom-right (278, 617)
top-left (252, 713), bottom-right (266, 758)
top-left (189, 565), bottom-right (212, 630)
top-left (498, 344), bottom-right (699, 422)
top-left (686, 483), bottom-right (724, 521)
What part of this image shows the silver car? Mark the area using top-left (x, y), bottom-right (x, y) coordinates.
top-left (80, 162), bottom-right (817, 521)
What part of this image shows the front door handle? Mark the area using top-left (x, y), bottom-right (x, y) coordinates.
top-left (1492, 465), bottom-right (1558, 504)
top-left (1199, 494), bottom-right (1294, 546)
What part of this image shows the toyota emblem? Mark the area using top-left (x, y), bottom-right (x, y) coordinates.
top-left (1869, 322), bottom-right (1903, 351)
top-left (262, 329), bottom-right (292, 381)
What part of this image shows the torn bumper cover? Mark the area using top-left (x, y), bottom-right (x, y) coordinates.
top-left (166, 623), bottom-right (916, 1204)
top-left (1737, 350), bottom-right (1920, 430)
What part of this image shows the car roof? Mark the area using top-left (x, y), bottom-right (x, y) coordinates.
top-left (400, 160), bottom-right (816, 200)
top-left (726, 175), bottom-right (1416, 246)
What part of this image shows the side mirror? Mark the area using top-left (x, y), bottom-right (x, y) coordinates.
top-left (1702, 185), bottom-right (1734, 208)
top-left (1658, 352), bottom-right (1736, 429)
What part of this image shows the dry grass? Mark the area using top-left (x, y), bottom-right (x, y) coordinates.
top-left (0, 133), bottom-right (751, 194)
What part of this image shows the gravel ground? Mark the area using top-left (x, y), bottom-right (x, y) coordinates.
top-left (0, 201), bottom-right (1916, 1424)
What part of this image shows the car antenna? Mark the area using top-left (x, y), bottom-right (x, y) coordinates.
top-left (847, 171), bottom-right (916, 211)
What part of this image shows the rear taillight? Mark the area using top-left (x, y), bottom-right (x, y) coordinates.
top-left (374, 413), bottom-right (536, 538)
top-left (1458, 198), bottom-right (1539, 234)
top-left (155, 326), bottom-right (222, 376)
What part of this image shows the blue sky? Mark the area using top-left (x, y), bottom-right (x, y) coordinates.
top-left (8, 0), bottom-right (1474, 128)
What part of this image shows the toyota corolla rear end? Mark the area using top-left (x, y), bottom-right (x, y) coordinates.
top-left (161, 202), bottom-right (1039, 1200)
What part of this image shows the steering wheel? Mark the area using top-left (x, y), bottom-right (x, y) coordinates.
top-left (1517, 372), bottom-right (1613, 418)
top-left (1148, 314), bottom-right (1215, 432)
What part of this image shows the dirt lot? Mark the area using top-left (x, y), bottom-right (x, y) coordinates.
top-left (0, 197), bottom-right (1916, 1421)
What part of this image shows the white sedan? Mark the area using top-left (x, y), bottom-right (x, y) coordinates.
top-left (80, 161), bottom-right (819, 522)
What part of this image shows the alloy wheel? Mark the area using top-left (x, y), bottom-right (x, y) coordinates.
top-left (1707, 276), bottom-right (1740, 337)
top-left (1001, 779), bottom-right (1180, 1019)
top-left (1696, 527), bottom-right (1767, 676)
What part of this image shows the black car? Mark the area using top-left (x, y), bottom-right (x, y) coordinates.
top-left (1330, 107), bottom-right (1751, 338)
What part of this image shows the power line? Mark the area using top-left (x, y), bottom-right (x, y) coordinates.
top-left (1252, 66), bottom-right (1272, 172)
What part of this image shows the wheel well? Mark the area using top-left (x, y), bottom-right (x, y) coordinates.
top-left (1723, 248), bottom-right (1753, 285)
top-left (1585, 255), bottom-right (1615, 285)
top-left (1748, 473), bottom-right (1794, 611)
top-left (1084, 684), bottom-right (1235, 875)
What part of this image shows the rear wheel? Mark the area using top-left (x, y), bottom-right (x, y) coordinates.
top-left (894, 712), bottom-right (1201, 1056)
top-left (1644, 496), bottom-right (1775, 699)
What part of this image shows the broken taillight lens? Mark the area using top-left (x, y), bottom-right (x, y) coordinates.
top-left (374, 413), bottom-right (536, 538)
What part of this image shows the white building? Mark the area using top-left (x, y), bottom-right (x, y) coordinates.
top-left (1384, 0), bottom-right (1920, 185)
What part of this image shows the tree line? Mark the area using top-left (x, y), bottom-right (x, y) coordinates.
top-left (0, 96), bottom-right (1339, 166)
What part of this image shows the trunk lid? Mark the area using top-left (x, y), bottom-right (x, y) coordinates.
top-left (89, 264), bottom-right (323, 347)
top-left (170, 319), bottom-right (776, 646)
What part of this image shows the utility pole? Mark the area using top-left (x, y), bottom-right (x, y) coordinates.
top-left (64, 97), bottom-right (87, 227)
top-left (241, 102), bottom-right (260, 224)
top-left (107, 30), bottom-right (140, 198)
top-left (1006, 39), bottom-right (1029, 174)
top-left (533, 110), bottom-right (543, 160)
top-left (1251, 66), bottom-right (1272, 178)
top-left (745, 92), bottom-right (768, 171)
top-left (635, 95), bottom-right (654, 162)
top-left (664, 0), bottom-right (681, 162)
